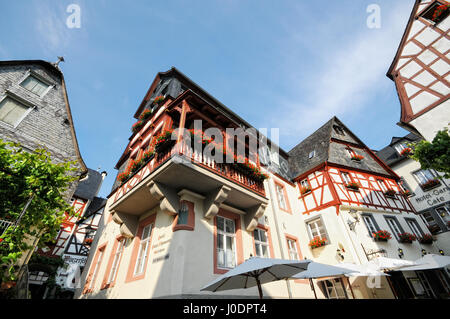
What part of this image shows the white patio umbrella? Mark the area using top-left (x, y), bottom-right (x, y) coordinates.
top-left (290, 261), bottom-right (357, 299)
top-left (337, 262), bottom-right (389, 277)
top-left (366, 257), bottom-right (416, 271)
top-left (200, 257), bottom-right (311, 299)
top-left (395, 254), bottom-right (450, 272)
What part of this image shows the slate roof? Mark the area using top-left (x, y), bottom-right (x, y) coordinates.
top-left (288, 116), bottom-right (395, 179)
top-left (376, 133), bottom-right (422, 167)
top-left (83, 196), bottom-right (107, 219)
top-left (73, 168), bottom-right (105, 201)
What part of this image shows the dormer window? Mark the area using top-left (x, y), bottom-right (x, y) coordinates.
top-left (333, 125), bottom-right (345, 136)
top-left (0, 96), bottom-right (33, 127)
top-left (420, 1), bottom-right (450, 25)
top-left (20, 74), bottom-right (51, 97)
top-left (308, 150), bottom-right (316, 159)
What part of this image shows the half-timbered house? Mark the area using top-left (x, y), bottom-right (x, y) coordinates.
top-left (387, 0), bottom-right (450, 141)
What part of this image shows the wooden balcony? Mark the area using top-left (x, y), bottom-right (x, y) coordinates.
top-left (109, 141), bottom-right (268, 237)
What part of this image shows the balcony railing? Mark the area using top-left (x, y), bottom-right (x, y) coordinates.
top-left (0, 219), bottom-right (14, 237)
top-left (112, 141), bottom-right (266, 204)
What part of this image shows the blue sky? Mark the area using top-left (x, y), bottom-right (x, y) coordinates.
top-left (0, 0), bottom-right (415, 197)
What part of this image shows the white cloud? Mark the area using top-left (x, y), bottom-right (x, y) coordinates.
top-left (269, 1), bottom-right (413, 148)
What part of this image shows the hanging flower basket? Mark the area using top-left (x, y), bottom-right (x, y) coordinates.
top-left (351, 154), bottom-right (364, 161)
top-left (421, 179), bottom-right (441, 191)
top-left (345, 182), bottom-right (361, 191)
top-left (418, 234), bottom-right (434, 245)
top-left (139, 109), bottom-right (153, 121)
top-left (372, 230), bottom-right (392, 241)
top-left (398, 232), bottom-right (416, 243)
top-left (153, 95), bottom-right (165, 106)
top-left (300, 186), bottom-right (311, 195)
top-left (309, 237), bottom-right (327, 249)
top-left (384, 189), bottom-right (397, 197)
top-left (400, 147), bottom-right (412, 156)
top-left (131, 120), bottom-right (145, 134)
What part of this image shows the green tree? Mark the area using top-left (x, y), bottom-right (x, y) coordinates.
top-left (410, 128), bottom-right (450, 179)
top-left (0, 139), bottom-right (78, 283)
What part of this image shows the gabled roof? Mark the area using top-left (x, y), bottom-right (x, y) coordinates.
top-left (288, 116), bottom-right (398, 180)
top-left (0, 59), bottom-right (87, 175)
top-left (73, 168), bottom-right (106, 201)
top-left (376, 133), bottom-right (422, 167)
top-left (386, 0), bottom-right (421, 80)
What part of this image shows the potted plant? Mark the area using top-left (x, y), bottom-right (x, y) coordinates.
top-left (345, 182), bottom-right (361, 191)
top-left (421, 179), bottom-right (441, 191)
top-left (131, 120), bottom-right (145, 134)
top-left (398, 232), bottom-right (416, 243)
top-left (351, 154), bottom-right (364, 161)
top-left (372, 230), bottom-right (392, 242)
top-left (418, 234), bottom-right (434, 245)
top-left (300, 186), bottom-right (311, 195)
top-left (400, 147), bottom-right (412, 156)
top-left (308, 237), bottom-right (327, 249)
top-left (384, 189), bottom-right (397, 197)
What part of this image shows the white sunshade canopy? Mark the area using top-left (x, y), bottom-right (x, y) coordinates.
top-left (366, 257), bottom-right (416, 271)
top-left (290, 261), bottom-right (355, 279)
top-left (396, 254), bottom-right (450, 272)
top-left (336, 263), bottom-right (389, 277)
top-left (200, 257), bottom-right (311, 293)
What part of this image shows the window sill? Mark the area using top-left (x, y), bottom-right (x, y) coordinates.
top-left (173, 224), bottom-right (195, 232)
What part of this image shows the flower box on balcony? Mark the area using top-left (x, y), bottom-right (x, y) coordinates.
top-left (384, 189), bottom-right (397, 197)
top-left (398, 232), bottom-right (416, 243)
top-left (153, 95), bottom-right (165, 106)
top-left (117, 171), bottom-right (131, 183)
top-left (309, 237), bottom-right (327, 249)
top-left (232, 157), bottom-right (268, 182)
top-left (420, 179), bottom-right (441, 191)
top-left (345, 182), bottom-right (361, 191)
top-left (372, 230), bottom-right (392, 242)
top-left (84, 238), bottom-right (94, 245)
top-left (351, 154), bottom-right (364, 161)
top-left (400, 147), bottom-right (412, 156)
top-left (139, 109), bottom-right (153, 121)
top-left (300, 186), bottom-right (311, 195)
top-left (432, 4), bottom-right (450, 23)
top-left (418, 234), bottom-right (434, 245)
top-left (131, 120), bottom-right (145, 134)
top-left (188, 129), bottom-right (213, 149)
top-left (155, 130), bottom-right (175, 153)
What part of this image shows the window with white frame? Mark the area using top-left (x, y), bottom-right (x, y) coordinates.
top-left (435, 206), bottom-right (450, 229)
top-left (378, 179), bottom-right (388, 192)
top-left (216, 216), bottom-right (236, 269)
top-left (0, 96), bottom-right (32, 127)
top-left (107, 238), bottom-right (126, 285)
top-left (406, 219), bottom-right (424, 239)
top-left (134, 224), bottom-right (153, 276)
top-left (275, 184), bottom-right (288, 211)
top-left (254, 228), bottom-right (269, 258)
top-left (320, 279), bottom-right (347, 299)
top-left (20, 75), bottom-right (51, 97)
top-left (286, 238), bottom-right (299, 260)
top-left (308, 150), bottom-right (316, 159)
top-left (362, 214), bottom-right (379, 235)
top-left (306, 217), bottom-right (327, 241)
top-left (398, 178), bottom-right (413, 194)
top-left (393, 142), bottom-right (408, 155)
top-left (419, 211), bottom-right (443, 233)
top-left (385, 217), bottom-right (403, 240)
top-left (89, 248), bottom-right (105, 289)
top-left (413, 169), bottom-right (437, 185)
top-left (340, 172), bottom-right (351, 184)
